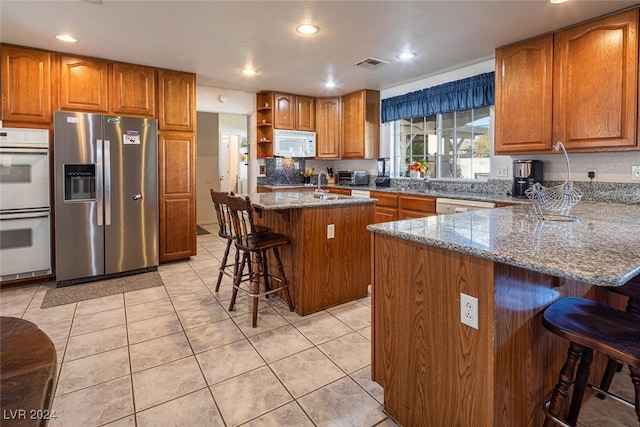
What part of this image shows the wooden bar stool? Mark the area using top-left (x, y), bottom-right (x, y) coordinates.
top-left (210, 189), bottom-right (237, 292)
top-left (598, 277), bottom-right (640, 399)
top-left (210, 189), bottom-right (267, 292)
top-left (542, 297), bottom-right (640, 427)
top-left (225, 194), bottom-right (294, 327)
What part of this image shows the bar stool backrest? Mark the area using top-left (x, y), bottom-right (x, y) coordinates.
top-left (226, 195), bottom-right (257, 248)
top-left (210, 189), bottom-right (234, 239)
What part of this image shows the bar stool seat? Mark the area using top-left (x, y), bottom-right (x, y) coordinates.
top-left (542, 296), bottom-right (640, 426)
top-left (226, 194), bottom-right (294, 327)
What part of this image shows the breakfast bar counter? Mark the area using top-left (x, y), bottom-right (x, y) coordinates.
top-left (249, 192), bottom-right (376, 315)
top-left (366, 202), bottom-right (640, 426)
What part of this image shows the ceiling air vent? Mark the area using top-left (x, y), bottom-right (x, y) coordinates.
top-left (354, 57), bottom-right (389, 70)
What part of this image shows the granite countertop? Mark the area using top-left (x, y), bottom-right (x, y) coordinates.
top-left (249, 191), bottom-right (377, 210)
top-left (258, 183), bottom-right (528, 205)
top-left (367, 202), bottom-right (640, 287)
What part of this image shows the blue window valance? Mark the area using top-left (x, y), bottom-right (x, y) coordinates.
top-left (380, 72), bottom-right (495, 123)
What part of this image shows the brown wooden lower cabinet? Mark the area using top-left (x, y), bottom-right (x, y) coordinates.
top-left (371, 191), bottom-right (436, 222)
top-left (371, 233), bottom-right (611, 426)
top-left (158, 131), bottom-right (196, 261)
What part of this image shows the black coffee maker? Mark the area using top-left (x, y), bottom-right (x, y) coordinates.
top-left (512, 160), bottom-right (543, 198)
top-left (375, 158), bottom-right (391, 187)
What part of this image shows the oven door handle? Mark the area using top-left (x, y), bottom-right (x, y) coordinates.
top-left (0, 148), bottom-right (49, 155)
top-left (0, 212), bottom-right (50, 220)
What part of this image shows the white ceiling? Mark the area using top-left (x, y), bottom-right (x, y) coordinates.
top-left (1, 0), bottom-right (637, 97)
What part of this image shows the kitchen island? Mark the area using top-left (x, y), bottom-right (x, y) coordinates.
top-left (249, 191), bottom-right (376, 315)
top-left (367, 202), bottom-right (640, 426)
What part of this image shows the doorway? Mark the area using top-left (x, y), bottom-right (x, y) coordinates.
top-left (196, 112), bottom-right (249, 230)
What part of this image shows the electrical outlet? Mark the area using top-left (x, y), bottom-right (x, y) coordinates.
top-left (633, 166), bottom-right (640, 181)
top-left (460, 293), bottom-right (479, 329)
top-left (497, 167), bottom-right (509, 178)
top-left (327, 224), bottom-right (335, 239)
top-left (587, 169), bottom-right (596, 181)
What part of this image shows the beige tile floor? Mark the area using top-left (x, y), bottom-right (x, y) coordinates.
top-left (0, 226), bottom-right (637, 426)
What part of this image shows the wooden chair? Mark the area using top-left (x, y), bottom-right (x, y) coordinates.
top-left (210, 189), bottom-right (238, 292)
top-left (225, 194), bottom-right (294, 327)
top-left (542, 297), bottom-right (640, 426)
top-left (597, 277), bottom-right (640, 399)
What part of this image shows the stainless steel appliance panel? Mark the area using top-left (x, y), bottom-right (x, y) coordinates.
top-left (103, 116), bottom-right (158, 274)
top-left (54, 112), bottom-right (104, 281)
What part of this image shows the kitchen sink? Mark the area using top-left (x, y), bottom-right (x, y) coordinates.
top-left (313, 193), bottom-right (350, 200)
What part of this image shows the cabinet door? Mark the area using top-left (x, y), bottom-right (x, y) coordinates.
top-left (158, 70), bottom-right (196, 131)
top-left (341, 90), bottom-right (380, 159)
top-left (374, 206), bottom-right (398, 223)
top-left (59, 55), bottom-right (108, 113)
top-left (315, 97), bottom-right (341, 158)
top-left (399, 195), bottom-right (436, 214)
top-left (296, 95), bottom-right (315, 131)
top-left (158, 131), bottom-right (196, 261)
top-left (274, 93), bottom-right (295, 129)
top-left (495, 35), bottom-right (553, 153)
top-left (553, 9), bottom-right (638, 150)
top-left (110, 62), bottom-right (156, 116)
top-left (1, 46), bottom-right (52, 124)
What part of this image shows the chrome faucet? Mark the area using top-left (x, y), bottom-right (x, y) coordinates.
top-left (315, 171), bottom-right (329, 197)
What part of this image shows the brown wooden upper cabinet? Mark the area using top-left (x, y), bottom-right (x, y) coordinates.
top-left (158, 69), bottom-right (196, 131)
top-left (273, 92), bottom-right (315, 131)
top-left (495, 35), bottom-right (553, 153)
top-left (110, 62), bottom-right (156, 117)
top-left (315, 97), bottom-right (341, 158)
top-left (553, 9), bottom-right (638, 151)
top-left (1, 45), bottom-right (52, 124)
top-left (495, 8), bottom-right (639, 154)
top-left (341, 89), bottom-right (380, 159)
top-left (59, 55), bottom-right (109, 113)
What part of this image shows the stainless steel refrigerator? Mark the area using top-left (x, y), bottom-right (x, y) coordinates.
top-left (54, 111), bottom-right (159, 284)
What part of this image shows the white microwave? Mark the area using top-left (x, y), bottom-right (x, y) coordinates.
top-left (273, 129), bottom-right (316, 158)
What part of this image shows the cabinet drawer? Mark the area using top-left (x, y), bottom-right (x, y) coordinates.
top-left (371, 192), bottom-right (398, 208)
top-left (399, 195), bottom-right (436, 213)
top-left (399, 210), bottom-right (437, 220)
top-left (374, 206), bottom-right (398, 223)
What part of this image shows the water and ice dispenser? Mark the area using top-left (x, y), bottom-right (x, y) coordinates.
top-left (63, 164), bottom-right (96, 201)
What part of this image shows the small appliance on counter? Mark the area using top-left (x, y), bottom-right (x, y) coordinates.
top-left (375, 157), bottom-right (391, 187)
top-left (338, 170), bottom-right (368, 186)
top-left (512, 160), bottom-right (543, 198)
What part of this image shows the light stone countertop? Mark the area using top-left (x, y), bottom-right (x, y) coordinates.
top-left (367, 202), bottom-right (640, 287)
top-left (249, 191), bottom-right (377, 210)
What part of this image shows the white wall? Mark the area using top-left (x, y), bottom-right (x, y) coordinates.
top-left (196, 111), bottom-right (219, 225)
top-left (196, 85), bottom-right (259, 192)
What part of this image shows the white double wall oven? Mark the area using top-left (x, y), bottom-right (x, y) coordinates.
top-left (0, 128), bottom-right (52, 282)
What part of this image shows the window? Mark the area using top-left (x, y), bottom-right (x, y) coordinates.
top-left (394, 106), bottom-right (492, 180)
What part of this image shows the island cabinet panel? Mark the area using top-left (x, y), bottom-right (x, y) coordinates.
top-left (315, 97), bottom-right (341, 158)
top-left (494, 34), bottom-right (553, 154)
top-left (373, 234), bottom-right (495, 426)
top-left (58, 55), bottom-right (109, 113)
top-left (1, 45), bottom-right (52, 124)
top-left (553, 9), bottom-right (638, 151)
top-left (371, 233), bottom-right (608, 426)
top-left (256, 203), bottom-right (373, 315)
top-left (110, 62), bottom-right (156, 116)
top-left (158, 69), bottom-right (196, 131)
top-left (158, 131), bottom-right (196, 261)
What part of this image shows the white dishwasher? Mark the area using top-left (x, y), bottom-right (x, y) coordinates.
top-left (435, 197), bottom-right (495, 214)
top-left (350, 189), bottom-right (371, 198)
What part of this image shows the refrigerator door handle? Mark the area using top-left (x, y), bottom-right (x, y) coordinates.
top-left (104, 140), bottom-right (111, 226)
top-left (97, 139), bottom-right (104, 226)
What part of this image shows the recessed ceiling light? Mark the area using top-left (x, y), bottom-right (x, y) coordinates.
top-left (55, 34), bottom-right (77, 43)
top-left (550, 0), bottom-right (568, 3)
top-left (241, 68), bottom-right (257, 76)
top-left (398, 52), bottom-right (416, 60)
top-left (296, 24), bottom-right (319, 35)
top-left (324, 82), bottom-right (337, 88)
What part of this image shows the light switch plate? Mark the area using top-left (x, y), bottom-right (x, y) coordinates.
top-left (632, 166), bottom-right (640, 181)
top-left (327, 224), bottom-right (335, 239)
